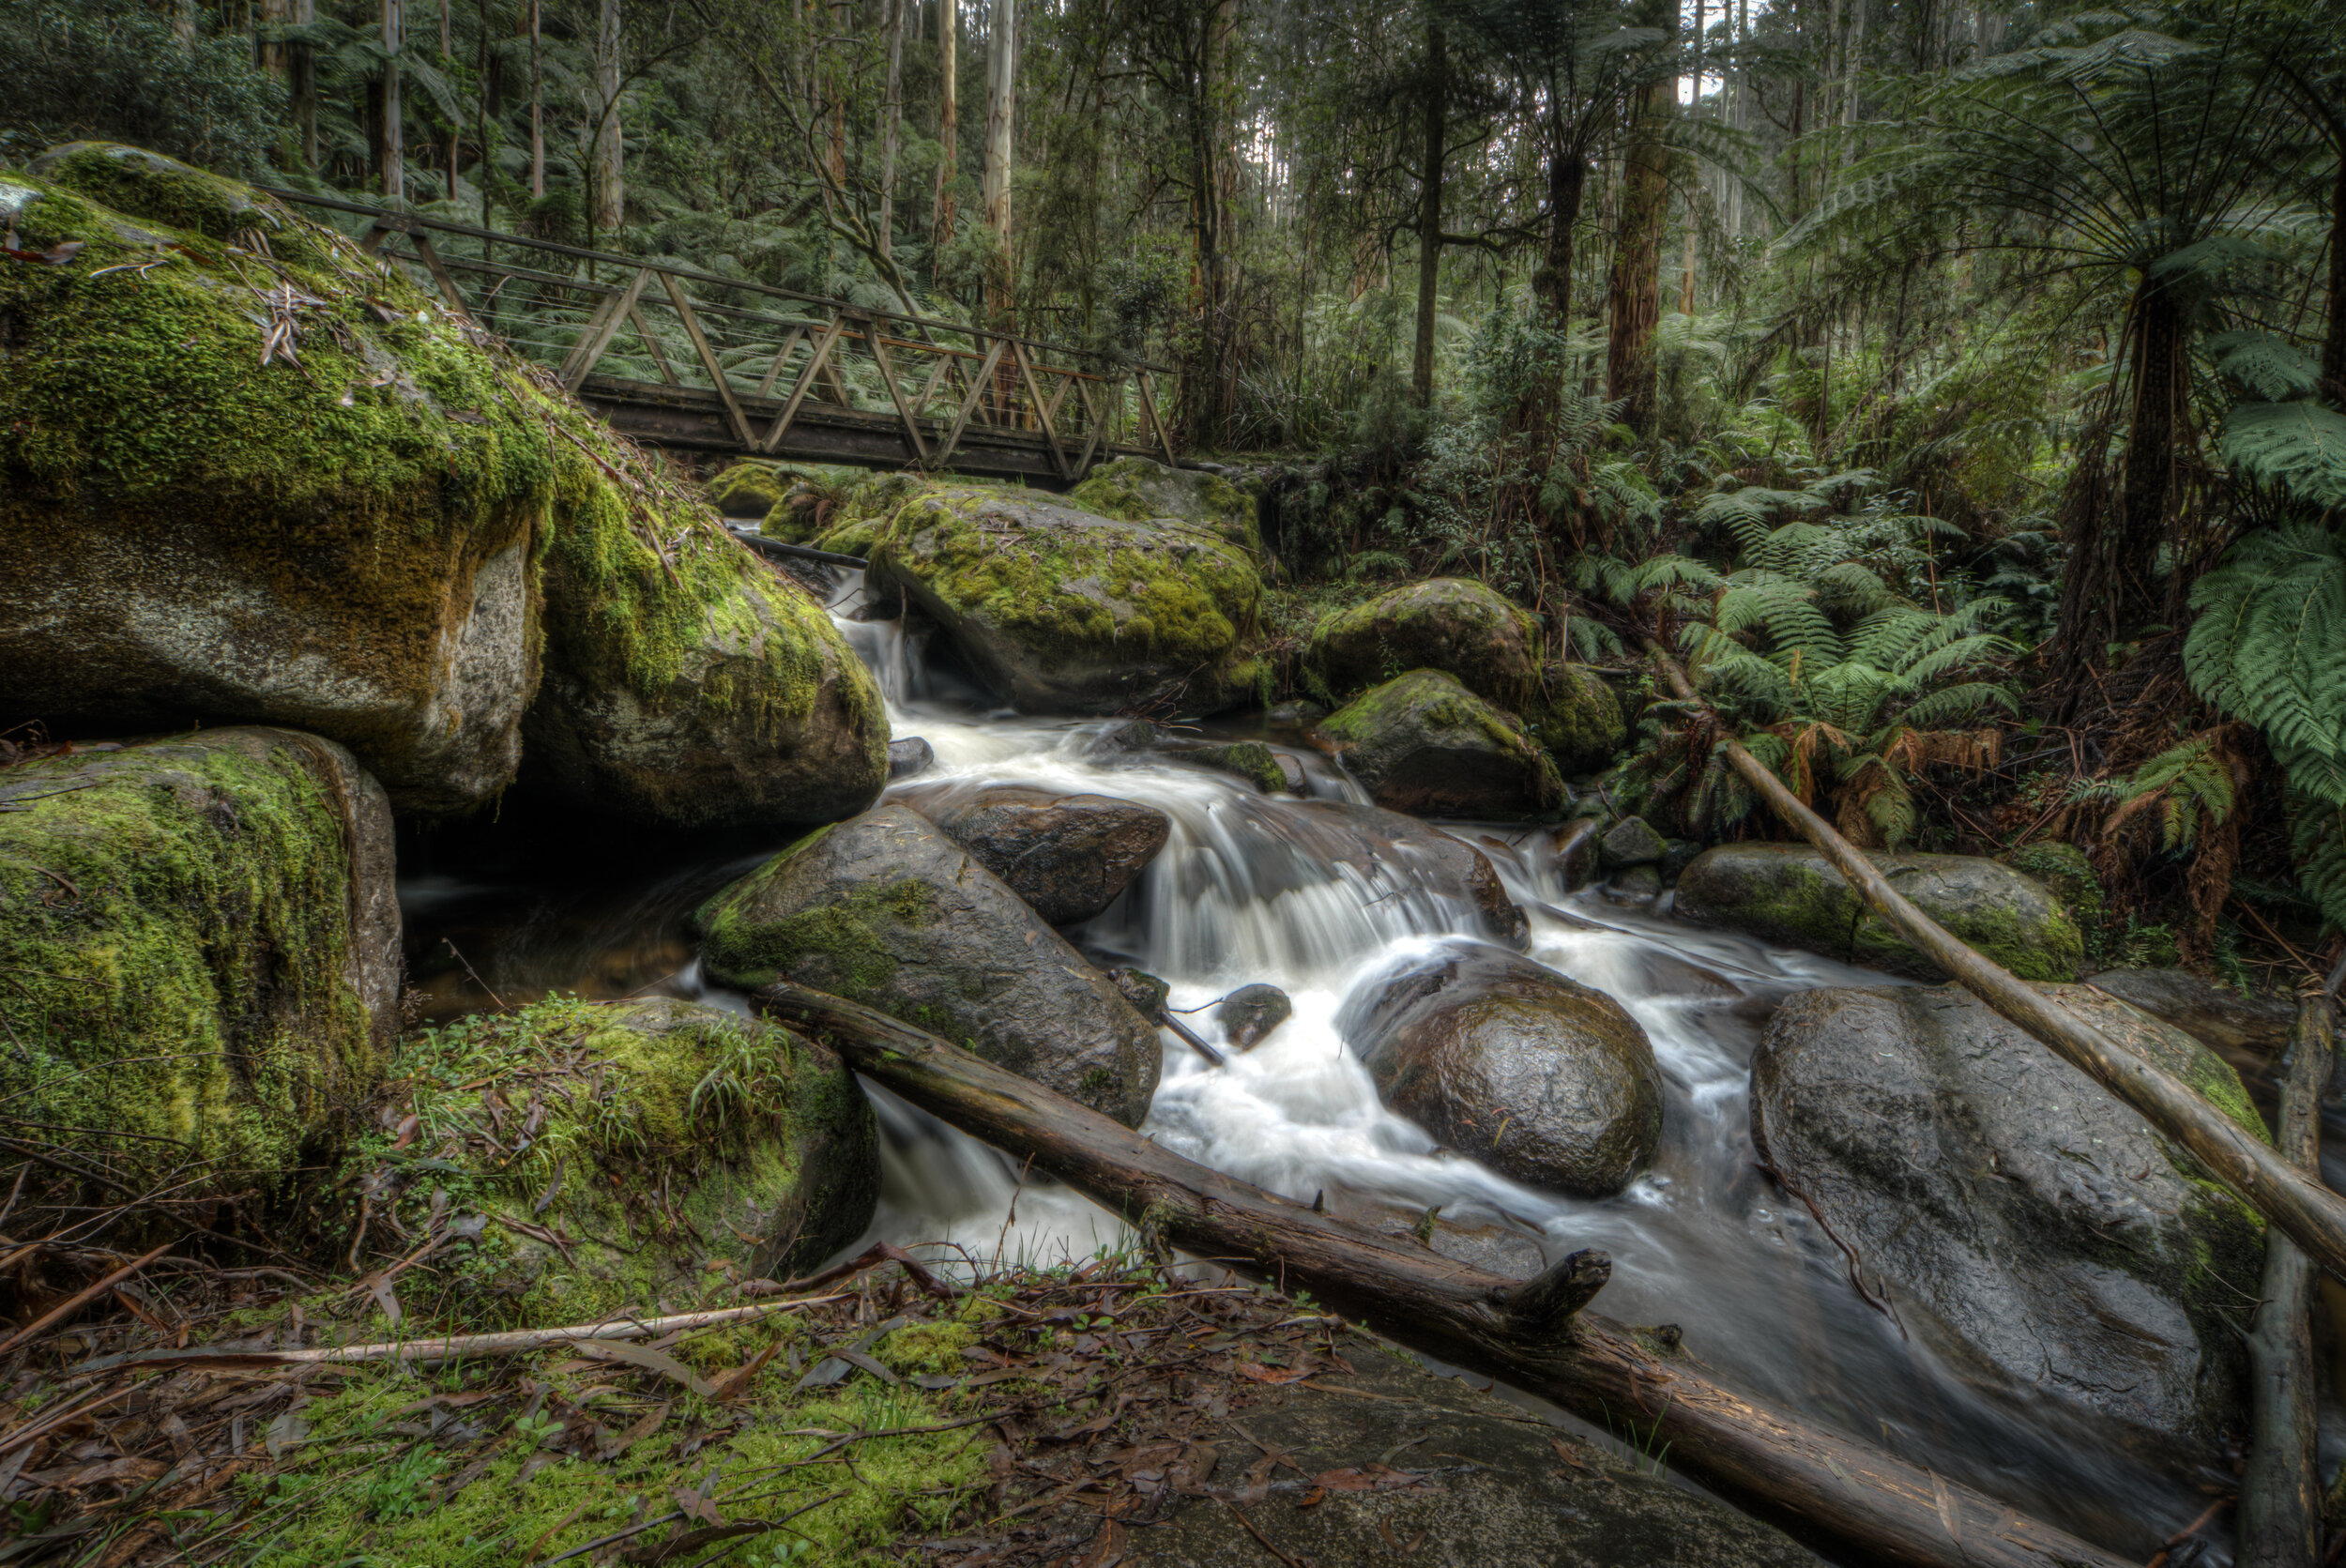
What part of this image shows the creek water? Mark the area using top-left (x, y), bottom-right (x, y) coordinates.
top-left (399, 563), bottom-right (2257, 1560)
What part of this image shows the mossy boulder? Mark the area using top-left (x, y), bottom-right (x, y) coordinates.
top-left (1069, 455), bottom-right (1262, 556)
top-left (696, 803), bottom-right (1163, 1123)
top-left (1304, 578), bottom-right (1541, 710)
top-left (2086, 967), bottom-right (2296, 1058)
top-left (526, 526), bottom-right (889, 830)
top-left (356, 996), bottom-right (876, 1328)
top-left (1673, 843), bottom-right (2082, 981)
top-left (1178, 739), bottom-right (1302, 794)
top-left (1340, 942), bottom-right (1664, 1197)
top-left (706, 460), bottom-right (790, 518)
top-left (896, 782), bottom-right (1170, 924)
top-left (0, 145), bottom-right (564, 814)
top-left (0, 726), bottom-right (400, 1207)
top-left (1752, 982), bottom-right (2266, 1445)
top-left (1312, 670), bottom-right (1563, 821)
top-left (867, 486), bottom-right (1263, 715)
top-left (1528, 662), bottom-right (1626, 775)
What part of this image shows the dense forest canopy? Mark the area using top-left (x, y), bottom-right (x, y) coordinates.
top-left (4, 0), bottom-right (2341, 964)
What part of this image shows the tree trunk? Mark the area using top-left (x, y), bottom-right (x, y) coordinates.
top-left (829, 0), bottom-right (850, 185)
top-left (1648, 641), bottom-right (2346, 1286)
top-left (2325, 156), bottom-right (2345, 406)
top-left (932, 0), bottom-right (957, 246)
top-left (1534, 142), bottom-right (1583, 327)
top-left (591, 0), bottom-right (624, 233)
top-left (983, 0), bottom-right (1015, 325)
top-left (755, 982), bottom-right (2131, 1568)
top-left (2236, 975), bottom-right (2339, 1568)
top-left (173, 0), bottom-right (196, 47)
top-left (527, 0), bottom-right (544, 197)
top-left (1607, 62), bottom-right (1673, 433)
top-left (877, 0), bottom-right (906, 250)
top-left (1411, 21), bottom-right (1445, 405)
top-left (378, 0), bottom-right (404, 201)
top-left (257, 0), bottom-right (287, 77)
top-left (1680, 0), bottom-right (1705, 316)
top-left (289, 0), bottom-right (318, 167)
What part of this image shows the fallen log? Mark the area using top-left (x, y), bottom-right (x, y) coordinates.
top-left (2237, 956), bottom-right (2345, 1568)
top-left (1647, 643), bottom-right (2346, 1286)
top-left (759, 981), bottom-right (2130, 1568)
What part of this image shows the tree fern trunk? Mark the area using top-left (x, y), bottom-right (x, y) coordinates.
top-left (2326, 157), bottom-right (2345, 406)
top-left (1411, 21), bottom-right (1445, 406)
top-left (1607, 67), bottom-right (1673, 434)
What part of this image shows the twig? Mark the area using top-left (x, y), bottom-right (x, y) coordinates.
top-left (442, 937), bottom-right (510, 1012)
top-left (1217, 1496), bottom-right (1310, 1568)
top-left (0, 1239), bottom-right (176, 1361)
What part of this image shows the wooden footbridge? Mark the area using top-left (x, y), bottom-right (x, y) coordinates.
top-left (267, 189), bottom-right (1178, 485)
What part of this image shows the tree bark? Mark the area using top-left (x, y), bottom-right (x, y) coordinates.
top-left (933, 0), bottom-right (957, 246)
top-left (592, 0), bottom-right (625, 233)
top-left (2237, 966), bottom-right (2342, 1568)
top-left (378, 0), bottom-right (404, 201)
top-left (1535, 142), bottom-right (1584, 327)
top-left (1607, 55), bottom-right (1673, 433)
top-left (877, 0), bottom-right (906, 251)
top-left (289, 0), bottom-right (318, 168)
top-left (1411, 21), bottom-right (1445, 406)
top-left (2326, 156), bottom-right (2345, 407)
top-left (755, 982), bottom-right (2130, 1568)
top-left (1681, 0), bottom-right (1704, 317)
top-left (1646, 642), bottom-right (2346, 1286)
top-left (527, 0), bottom-right (544, 197)
top-left (983, 0), bottom-right (1015, 325)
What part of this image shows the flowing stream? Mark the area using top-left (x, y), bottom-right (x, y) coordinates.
top-left (400, 565), bottom-right (2249, 1560)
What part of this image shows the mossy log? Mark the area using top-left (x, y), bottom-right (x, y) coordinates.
top-left (2237, 961), bottom-right (2343, 1568)
top-left (757, 982), bottom-right (2130, 1568)
top-left (1649, 643), bottom-right (2346, 1286)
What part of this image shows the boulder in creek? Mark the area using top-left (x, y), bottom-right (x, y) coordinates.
top-left (2085, 967), bottom-right (2295, 1059)
top-left (525, 520), bottom-right (890, 830)
top-left (1304, 578), bottom-right (1541, 711)
top-left (705, 460), bottom-right (790, 518)
top-left (695, 803), bottom-right (1163, 1123)
top-left (1218, 984), bottom-right (1293, 1051)
top-left (1673, 842), bottom-right (2083, 982)
top-left (1751, 982), bottom-right (2267, 1445)
top-left (1289, 800), bottom-right (1529, 949)
top-left (1339, 942), bottom-right (1664, 1197)
top-left (866, 485), bottom-right (1265, 715)
top-left (888, 737), bottom-right (936, 780)
top-left (356, 996), bottom-right (876, 1328)
top-left (895, 783), bottom-right (1170, 925)
top-left (1312, 671), bottom-right (1563, 821)
top-left (0, 727), bottom-right (399, 1206)
top-left (1178, 739), bottom-right (1303, 794)
top-left (1526, 662), bottom-right (1627, 776)
top-left (1599, 814), bottom-right (1667, 868)
top-left (0, 145), bottom-right (564, 814)
top-left (1069, 455), bottom-right (1263, 556)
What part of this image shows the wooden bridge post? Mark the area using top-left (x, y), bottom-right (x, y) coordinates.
top-left (862, 312), bottom-right (933, 464)
top-left (558, 266), bottom-right (655, 392)
top-left (658, 271), bottom-right (754, 447)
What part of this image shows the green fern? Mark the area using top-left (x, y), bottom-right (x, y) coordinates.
top-left (2220, 402), bottom-right (2346, 510)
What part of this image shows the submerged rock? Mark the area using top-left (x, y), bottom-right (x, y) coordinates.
top-left (898, 783), bottom-right (1170, 924)
top-left (887, 737), bottom-right (936, 780)
top-left (1751, 982), bottom-right (2265, 1445)
top-left (696, 804), bottom-right (1163, 1123)
top-left (1304, 578), bottom-right (1542, 710)
top-left (1313, 671), bottom-right (1563, 821)
top-left (361, 996), bottom-right (876, 1327)
top-left (1218, 984), bottom-right (1294, 1051)
top-left (1341, 942), bottom-right (1664, 1197)
top-left (0, 727), bottom-right (399, 1201)
top-left (1068, 455), bottom-right (1262, 556)
top-left (1673, 843), bottom-right (2082, 981)
top-left (867, 486), bottom-right (1264, 715)
top-left (0, 146), bottom-right (554, 814)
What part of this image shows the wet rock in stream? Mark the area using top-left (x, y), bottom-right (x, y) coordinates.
top-left (1341, 942), bottom-right (1665, 1198)
top-left (896, 782), bottom-right (1171, 924)
top-left (1751, 982), bottom-right (2266, 1446)
top-left (695, 803), bottom-right (1163, 1123)
top-left (1312, 670), bottom-right (1564, 821)
top-left (887, 736), bottom-right (935, 779)
top-left (2084, 967), bottom-right (2296, 1058)
top-left (1217, 982), bottom-right (1294, 1051)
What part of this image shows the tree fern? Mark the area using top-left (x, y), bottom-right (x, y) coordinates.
top-left (2219, 402), bottom-right (2346, 510)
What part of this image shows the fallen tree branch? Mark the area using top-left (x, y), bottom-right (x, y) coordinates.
top-left (0, 1240), bottom-right (175, 1362)
top-left (758, 981), bottom-right (2129, 1568)
top-left (1645, 641), bottom-right (2346, 1286)
top-left (2238, 953), bottom-right (2346, 1568)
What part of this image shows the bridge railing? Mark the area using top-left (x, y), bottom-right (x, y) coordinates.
top-left (258, 187), bottom-right (1178, 480)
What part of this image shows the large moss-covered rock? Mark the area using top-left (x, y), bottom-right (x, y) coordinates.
top-left (0, 727), bottom-right (399, 1203)
top-left (867, 486), bottom-right (1263, 715)
top-left (357, 996), bottom-right (876, 1327)
top-left (526, 530), bottom-right (889, 830)
top-left (1528, 662), bottom-right (1626, 775)
top-left (0, 145), bottom-right (561, 814)
top-left (1673, 843), bottom-right (2082, 981)
top-left (896, 782), bottom-right (1170, 924)
top-left (706, 460), bottom-right (790, 518)
top-left (696, 804), bottom-right (1163, 1123)
top-left (1752, 983), bottom-right (2266, 1444)
top-left (1312, 670), bottom-right (1563, 820)
top-left (1341, 943), bottom-right (1663, 1197)
top-left (1304, 578), bottom-right (1541, 709)
top-left (1069, 456), bottom-right (1262, 556)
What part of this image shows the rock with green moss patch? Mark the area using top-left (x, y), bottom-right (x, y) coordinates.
top-left (706, 460), bottom-right (790, 518)
top-left (1069, 456), bottom-right (1262, 556)
top-left (0, 146), bottom-right (566, 814)
top-left (0, 726), bottom-right (399, 1206)
top-left (1304, 579), bottom-right (1542, 710)
top-left (1673, 843), bottom-right (2081, 981)
top-left (1752, 982), bottom-right (2265, 1445)
top-left (1527, 662), bottom-right (1626, 775)
top-left (696, 803), bottom-right (1162, 1122)
top-left (867, 487), bottom-right (1263, 715)
top-left (526, 539), bottom-right (888, 830)
top-left (1312, 671), bottom-right (1563, 821)
top-left (367, 995), bottom-right (876, 1328)
top-left (1177, 739), bottom-right (1302, 794)
top-left (895, 782), bottom-right (1170, 924)
top-left (1340, 942), bottom-right (1663, 1197)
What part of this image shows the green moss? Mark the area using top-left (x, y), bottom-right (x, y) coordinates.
top-left (245, 1364), bottom-right (982, 1566)
top-left (1186, 741), bottom-right (1287, 793)
top-left (696, 834), bottom-right (937, 997)
top-left (1530, 665), bottom-right (1628, 775)
top-left (1302, 578), bottom-right (1542, 709)
top-left (2003, 842), bottom-right (2104, 925)
top-left (875, 1319), bottom-right (979, 1376)
top-left (0, 731), bottom-right (381, 1199)
top-left (706, 459), bottom-right (790, 517)
top-left (1068, 456), bottom-right (1260, 555)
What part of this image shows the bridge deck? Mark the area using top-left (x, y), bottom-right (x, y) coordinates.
top-left (265, 188), bottom-right (1177, 484)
